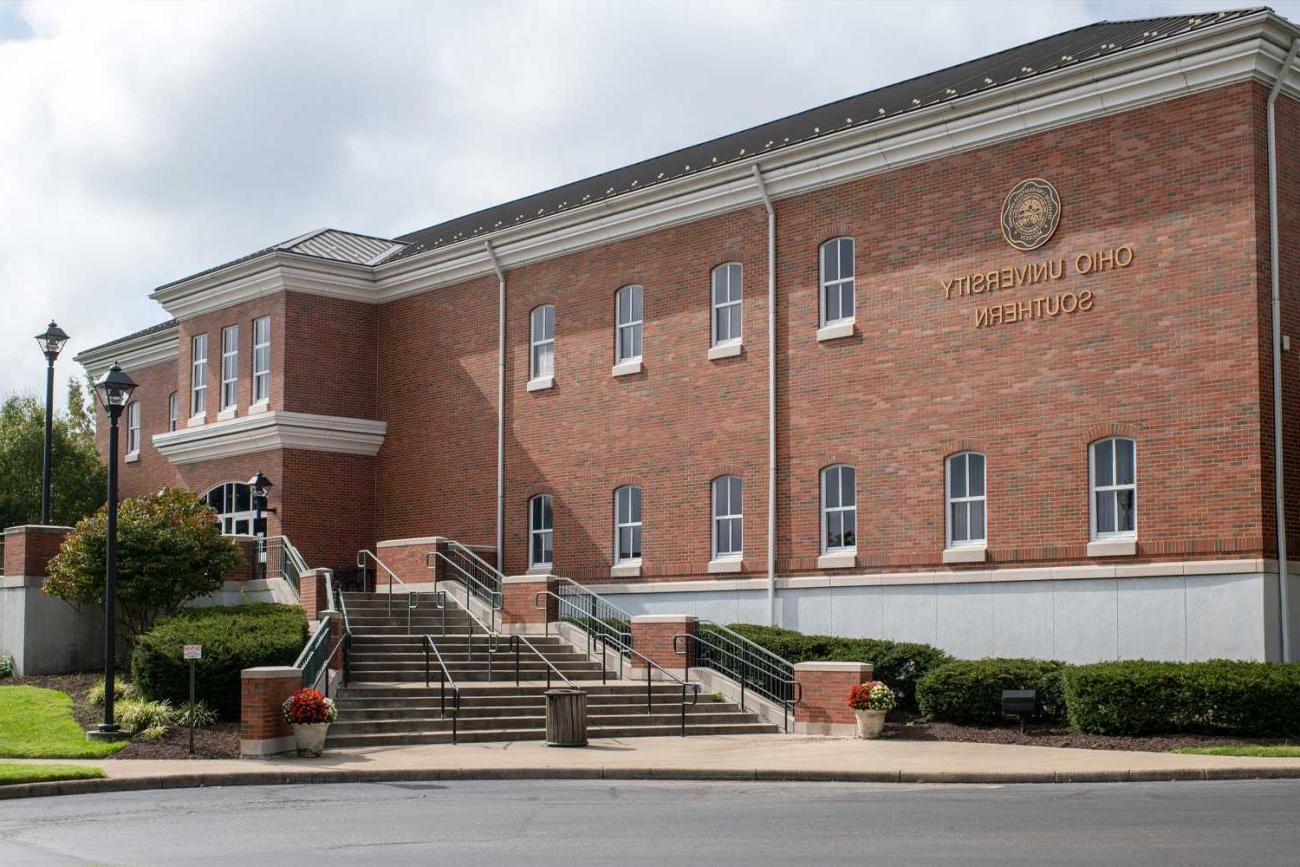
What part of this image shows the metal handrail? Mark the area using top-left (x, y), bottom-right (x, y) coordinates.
top-left (425, 538), bottom-right (504, 615)
top-left (508, 634), bottom-right (578, 690)
top-left (262, 535), bottom-right (308, 600)
top-left (427, 550), bottom-right (502, 633)
top-left (593, 634), bottom-right (700, 737)
top-left (423, 634), bottom-right (461, 744)
top-left (357, 549), bottom-right (421, 629)
top-left (294, 611), bottom-right (350, 698)
top-left (673, 632), bottom-right (801, 732)
top-left (535, 589), bottom-right (632, 657)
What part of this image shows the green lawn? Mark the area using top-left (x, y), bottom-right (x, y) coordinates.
top-left (0, 686), bottom-right (126, 758)
top-left (0, 763), bottom-right (105, 785)
top-left (1174, 746), bottom-right (1300, 758)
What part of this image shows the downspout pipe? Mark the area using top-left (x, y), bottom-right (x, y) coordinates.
top-left (1268, 38), bottom-right (1299, 662)
top-left (753, 164), bottom-right (777, 627)
top-left (485, 241), bottom-right (506, 574)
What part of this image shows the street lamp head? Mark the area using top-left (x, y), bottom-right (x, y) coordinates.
top-left (247, 471), bottom-right (273, 496)
top-left (93, 363), bottom-right (137, 414)
top-left (36, 321), bottom-right (70, 360)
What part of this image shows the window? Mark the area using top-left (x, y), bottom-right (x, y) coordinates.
top-left (614, 485), bottom-right (642, 563)
top-left (946, 452), bottom-right (986, 546)
top-left (529, 494), bottom-right (553, 568)
top-left (168, 392), bottom-right (178, 432)
top-left (125, 401), bottom-right (140, 454)
top-left (712, 475), bottom-right (743, 559)
top-left (1090, 437), bottom-right (1136, 538)
top-left (190, 334), bottom-right (207, 417)
top-left (615, 285), bottom-right (643, 362)
top-left (220, 325), bottom-right (238, 410)
top-left (252, 316), bottom-right (271, 404)
top-left (711, 263), bottom-right (742, 346)
top-left (203, 481), bottom-right (263, 536)
top-left (821, 465), bottom-right (856, 552)
top-left (530, 305), bottom-right (555, 381)
top-left (819, 237), bottom-right (855, 326)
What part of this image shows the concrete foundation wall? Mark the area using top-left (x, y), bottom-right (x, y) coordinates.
top-left (0, 578), bottom-right (106, 676)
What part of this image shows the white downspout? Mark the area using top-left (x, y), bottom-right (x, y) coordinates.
top-left (485, 241), bottom-right (506, 573)
top-left (1268, 38), bottom-right (1299, 662)
top-left (753, 164), bottom-right (777, 627)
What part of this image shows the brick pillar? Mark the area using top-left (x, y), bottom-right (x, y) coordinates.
top-left (240, 666), bottom-right (303, 757)
top-left (299, 568), bottom-right (330, 621)
top-left (2, 524), bottom-right (71, 578)
top-left (793, 661), bottom-right (874, 736)
top-left (501, 575), bottom-right (555, 632)
top-left (224, 537), bottom-right (258, 582)
top-left (629, 615), bottom-right (697, 674)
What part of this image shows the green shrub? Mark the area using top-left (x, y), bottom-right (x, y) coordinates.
top-left (1063, 660), bottom-right (1300, 737)
top-left (916, 658), bottom-right (1067, 726)
top-left (116, 698), bottom-right (174, 733)
top-left (86, 680), bottom-right (141, 706)
top-left (131, 604), bottom-right (307, 720)
top-left (0, 655), bottom-right (12, 679)
top-left (175, 700), bottom-right (217, 728)
top-left (727, 624), bottom-right (952, 710)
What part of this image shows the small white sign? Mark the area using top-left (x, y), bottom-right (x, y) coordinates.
top-left (183, 645), bottom-right (202, 660)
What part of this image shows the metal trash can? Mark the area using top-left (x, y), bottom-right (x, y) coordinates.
top-left (545, 688), bottom-right (587, 747)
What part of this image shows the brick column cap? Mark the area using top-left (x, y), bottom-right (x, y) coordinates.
top-left (243, 666), bottom-right (302, 679)
top-left (3, 524), bottom-right (74, 535)
top-left (794, 661), bottom-right (873, 674)
top-left (503, 573), bottom-right (554, 584)
top-left (631, 614), bottom-right (698, 624)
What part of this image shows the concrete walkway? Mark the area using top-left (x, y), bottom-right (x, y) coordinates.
top-left (4, 734), bottom-right (1300, 799)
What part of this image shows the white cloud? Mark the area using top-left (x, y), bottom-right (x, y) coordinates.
top-left (0, 0), bottom-right (1293, 404)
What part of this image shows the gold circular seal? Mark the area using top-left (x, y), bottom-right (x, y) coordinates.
top-left (1000, 178), bottom-right (1061, 252)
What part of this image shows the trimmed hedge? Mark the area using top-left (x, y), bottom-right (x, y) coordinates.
top-left (1063, 660), bottom-right (1300, 737)
top-left (916, 658), bottom-right (1067, 726)
top-left (727, 624), bottom-right (951, 710)
top-left (131, 604), bottom-right (308, 720)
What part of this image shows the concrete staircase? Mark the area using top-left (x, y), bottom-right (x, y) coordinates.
top-left (326, 591), bottom-right (780, 748)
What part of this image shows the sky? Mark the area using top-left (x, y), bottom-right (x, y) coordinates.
top-left (2, 0), bottom-right (1296, 406)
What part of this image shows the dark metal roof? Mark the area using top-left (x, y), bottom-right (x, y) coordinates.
top-left (77, 319), bottom-right (178, 358)
top-left (386, 8), bottom-right (1265, 262)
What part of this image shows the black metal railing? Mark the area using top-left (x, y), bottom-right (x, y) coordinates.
top-left (427, 541), bottom-right (503, 629)
top-left (593, 634), bottom-right (700, 737)
top-left (507, 633), bottom-right (578, 690)
top-left (357, 549), bottom-right (422, 630)
top-left (674, 625), bottom-right (801, 732)
top-left (541, 578), bottom-right (633, 654)
top-left (423, 634), bottom-right (461, 744)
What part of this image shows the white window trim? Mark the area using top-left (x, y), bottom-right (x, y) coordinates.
top-left (711, 262), bottom-right (742, 349)
top-left (820, 464), bottom-right (857, 560)
top-left (203, 481), bottom-right (258, 537)
top-left (530, 305), bottom-right (556, 382)
top-left (1089, 437), bottom-right (1137, 541)
top-left (190, 334), bottom-right (208, 419)
top-left (615, 285), bottom-right (643, 364)
top-left (168, 392), bottom-right (178, 433)
top-left (611, 358), bottom-right (643, 377)
top-left (614, 485), bottom-right (643, 566)
top-left (819, 237), bottom-right (856, 329)
top-left (711, 475), bottom-right (743, 561)
top-left (945, 452), bottom-right (987, 548)
top-left (529, 494), bottom-right (553, 570)
top-left (220, 324), bottom-right (238, 412)
top-left (125, 401), bottom-right (140, 459)
top-left (252, 315), bottom-right (271, 405)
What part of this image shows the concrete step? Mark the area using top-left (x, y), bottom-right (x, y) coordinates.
top-left (329, 710), bottom-right (760, 735)
top-left (325, 721), bottom-right (779, 748)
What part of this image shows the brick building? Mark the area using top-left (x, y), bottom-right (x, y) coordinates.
top-left (76, 9), bottom-right (1300, 662)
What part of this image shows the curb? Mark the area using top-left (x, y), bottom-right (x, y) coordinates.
top-left (3, 764), bottom-right (1300, 800)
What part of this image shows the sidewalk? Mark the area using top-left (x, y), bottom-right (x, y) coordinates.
top-left (4, 734), bottom-right (1300, 799)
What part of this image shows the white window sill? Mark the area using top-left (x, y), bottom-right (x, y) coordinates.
top-left (817, 550), bottom-right (857, 569)
top-left (124, 451), bottom-right (140, 464)
top-left (527, 375), bottom-right (555, 392)
top-left (611, 358), bottom-right (643, 378)
top-left (1088, 537), bottom-right (1136, 558)
top-left (943, 545), bottom-right (986, 564)
top-left (187, 414), bottom-right (206, 428)
top-left (707, 342), bottom-right (742, 361)
top-left (816, 319), bottom-right (856, 342)
top-left (217, 407), bottom-right (237, 421)
top-left (610, 561), bottom-right (642, 578)
top-left (526, 565), bottom-right (553, 575)
top-left (707, 557), bottom-right (743, 574)
top-left (248, 400), bottom-right (269, 416)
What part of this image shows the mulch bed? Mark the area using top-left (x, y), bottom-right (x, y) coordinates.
top-left (881, 712), bottom-right (1295, 753)
top-left (7, 672), bottom-right (239, 759)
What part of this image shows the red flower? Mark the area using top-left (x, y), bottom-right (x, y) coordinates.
top-left (283, 688), bottom-right (335, 724)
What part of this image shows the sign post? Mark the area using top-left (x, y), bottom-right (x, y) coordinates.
top-left (183, 645), bottom-right (202, 755)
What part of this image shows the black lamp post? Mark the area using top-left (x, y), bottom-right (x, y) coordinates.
top-left (92, 362), bottom-right (136, 734)
top-left (35, 321), bottom-right (70, 525)
top-left (248, 471), bottom-right (272, 582)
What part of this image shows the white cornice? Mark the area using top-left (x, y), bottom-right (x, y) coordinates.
top-left (74, 327), bottom-right (179, 381)
top-left (130, 12), bottom-right (1300, 321)
top-left (151, 410), bottom-right (387, 465)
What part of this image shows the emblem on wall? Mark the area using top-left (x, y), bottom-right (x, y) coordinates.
top-left (1000, 178), bottom-right (1061, 252)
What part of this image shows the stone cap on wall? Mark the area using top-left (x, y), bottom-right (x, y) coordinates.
top-left (631, 614), bottom-right (698, 624)
top-left (242, 666), bottom-right (302, 679)
top-left (793, 661), bottom-right (873, 674)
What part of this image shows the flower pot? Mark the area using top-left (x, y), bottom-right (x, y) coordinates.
top-left (854, 708), bottom-right (886, 739)
top-left (292, 722), bottom-right (330, 756)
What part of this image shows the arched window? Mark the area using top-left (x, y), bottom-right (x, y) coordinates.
top-left (712, 475), bottom-right (743, 559)
top-left (711, 263), bottom-right (742, 347)
top-left (1090, 437), bottom-right (1136, 539)
top-left (946, 452), bottom-right (986, 547)
top-left (125, 401), bottom-right (140, 455)
top-left (821, 465), bottom-right (856, 553)
top-left (819, 237), bottom-right (855, 326)
top-left (204, 481), bottom-right (260, 536)
top-left (529, 494), bottom-right (553, 569)
top-left (614, 485), bottom-right (642, 563)
top-left (615, 285), bottom-right (643, 362)
top-left (530, 305), bottom-right (555, 381)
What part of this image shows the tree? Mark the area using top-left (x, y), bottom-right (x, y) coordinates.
top-left (64, 375), bottom-right (97, 445)
top-left (0, 392), bottom-right (106, 530)
top-left (44, 488), bottom-right (244, 645)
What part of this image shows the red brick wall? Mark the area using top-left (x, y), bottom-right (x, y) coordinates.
top-left (97, 357), bottom-right (185, 498)
top-left (177, 295), bottom-right (287, 421)
top-left (283, 293), bottom-right (377, 419)
top-left (502, 576), bottom-right (555, 627)
top-left (629, 616), bottom-right (696, 672)
top-left (240, 668), bottom-right (301, 747)
top-left (374, 539), bottom-right (436, 587)
top-left (794, 663), bottom-right (873, 727)
top-left (2, 526), bottom-right (70, 577)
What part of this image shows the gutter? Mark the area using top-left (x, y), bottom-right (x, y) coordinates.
top-left (485, 241), bottom-right (507, 570)
top-left (752, 165), bottom-right (777, 627)
top-left (1267, 38), bottom-right (1299, 663)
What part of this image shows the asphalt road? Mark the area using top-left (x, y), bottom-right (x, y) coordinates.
top-left (1, 779), bottom-right (1298, 865)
